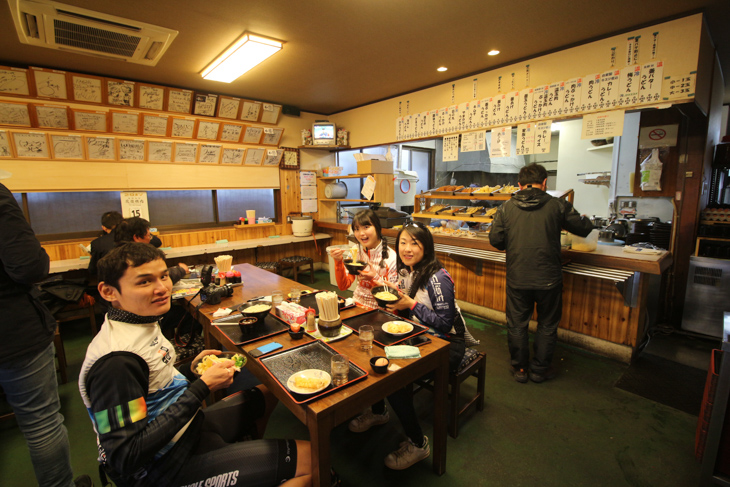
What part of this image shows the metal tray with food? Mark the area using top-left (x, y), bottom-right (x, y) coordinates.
top-left (456, 187), bottom-right (475, 195)
top-left (455, 207), bottom-right (485, 217)
top-left (422, 204), bottom-right (450, 214)
top-left (429, 185), bottom-right (464, 196)
top-left (492, 185), bottom-right (520, 194)
top-left (438, 206), bottom-right (465, 215)
top-left (472, 185), bottom-right (501, 194)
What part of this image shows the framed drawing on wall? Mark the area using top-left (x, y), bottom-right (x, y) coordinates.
top-left (260, 103), bottom-right (282, 124)
top-left (0, 66), bottom-right (30, 96)
top-left (147, 140), bottom-right (173, 162)
top-left (244, 148), bottom-right (265, 166)
top-left (136, 83), bottom-right (166, 111)
top-left (195, 120), bottom-right (220, 140)
top-left (193, 93), bottom-right (218, 117)
top-left (170, 117), bottom-right (196, 138)
top-left (73, 109), bottom-right (107, 132)
top-left (30, 67), bottom-right (68, 99)
top-left (12, 132), bottom-right (49, 158)
top-left (174, 142), bottom-right (198, 163)
top-left (242, 126), bottom-right (263, 144)
top-left (118, 139), bottom-right (146, 162)
top-left (261, 127), bottom-right (284, 146)
top-left (50, 134), bottom-right (84, 160)
top-left (69, 73), bottom-right (103, 104)
top-left (111, 110), bottom-right (140, 134)
top-left (240, 100), bottom-right (261, 122)
top-left (0, 130), bottom-right (14, 157)
top-left (217, 96), bottom-right (241, 119)
top-left (167, 88), bottom-right (193, 114)
top-left (199, 143), bottom-right (222, 164)
top-left (263, 149), bottom-right (283, 167)
top-left (33, 104), bottom-right (70, 129)
top-left (85, 136), bottom-right (116, 160)
top-left (0, 101), bottom-right (31, 126)
top-left (106, 79), bottom-right (135, 107)
top-left (142, 114), bottom-right (169, 136)
top-left (221, 147), bottom-right (245, 165)
top-left (219, 123), bottom-right (243, 143)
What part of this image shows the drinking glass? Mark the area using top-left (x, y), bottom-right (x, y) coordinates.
top-left (331, 354), bottom-right (349, 386)
top-left (359, 325), bottom-right (374, 352)
top-left (271, 290), bottom-right (283, 313)
top-left (290, 286), bottom-right (301, 304)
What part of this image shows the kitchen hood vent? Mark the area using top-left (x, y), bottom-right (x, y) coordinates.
top-left (7, 0), bottom-right (178, 66)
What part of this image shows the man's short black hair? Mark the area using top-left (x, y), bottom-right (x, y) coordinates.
top-left (98, 242), bottom-right (166, 292)
top-left (101, 211), bottom-right (123, 230)
top-left (518, 163), bottom-right (548, 185)
top-left (114, 217), bottom-right (150, 245)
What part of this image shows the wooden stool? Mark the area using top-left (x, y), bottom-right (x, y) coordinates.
top-left (54, 325), bottom-right (68, 385)
top-left (279, 255), bottom-right (314, 284)
top-left (254, 261), bottom-right (281, 275)
top-left (54, 293), bottom-right (98, 335)
top-left (412, 348), bottom-right (486, 438)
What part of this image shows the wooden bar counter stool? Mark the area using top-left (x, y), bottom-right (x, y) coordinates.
top-left (253, 246), bottom-right (281, 275)
top-left (278, 255), bottom-right (314, 284)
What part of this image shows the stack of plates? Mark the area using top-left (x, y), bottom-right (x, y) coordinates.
top-left (650, 221), bottom-right (672, 250)
top-left (625, 233), bottom-right (650, 245)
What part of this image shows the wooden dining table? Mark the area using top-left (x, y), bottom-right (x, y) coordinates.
top-left (184, 263), bottom-right (450, 487)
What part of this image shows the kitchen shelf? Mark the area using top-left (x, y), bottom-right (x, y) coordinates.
top-left (578, 172), bottom-right (611, 187)
top-left (586, 143), bottom-right (614, 151)
top-left (413, 212), bottom-right (494, 223)
top-left (316, 173), bottom-right (394, 220)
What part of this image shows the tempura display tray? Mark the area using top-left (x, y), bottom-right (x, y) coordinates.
top-left (343, 309), bottom-right (427, 347)
top-left (213, 312), bottom-right (288, 345)
top-left (288, 290), bottom-right (355, 317)
top-left (259, 340), bottom-right (368, 404)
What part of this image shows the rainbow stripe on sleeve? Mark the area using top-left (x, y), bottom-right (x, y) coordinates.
top-left (94, 397), bottom-right (147, 434)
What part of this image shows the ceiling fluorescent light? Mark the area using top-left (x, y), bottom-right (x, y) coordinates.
top-left (201, 33), bottom-right (282, 82)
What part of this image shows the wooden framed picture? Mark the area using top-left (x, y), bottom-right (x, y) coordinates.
top-left (170, 117), bottom-right (196, 138)
top-left (193, 93), bottom-right (218, 117)
top-left (0, 130), bottom-right (14, 157)
top-left (0, 66), bottom-right (31, 96)
top-left (147, 140), bottom-right (173, 162)
top-left (141, 113), bottom-right (169, 137)
top-left (33, 104), bottom-right (70, 129)
top-left (69, 73), bottom-right (103, 104)
top-left (174, 142), bottom-right (198, 163)
top-left (50, 134), bottom-right (84, 160)
top-left (217, 96), bottom-right (241, 119)
top-left (240, 100), bottom-right (261, 122)
top-left (244, 147), bottom-right (265, 166)
top-left (261, 127), bottom-right (284, 146)
top-left (221, 147), bottom-right (245, 165)
top-left (110, 110), bottom-right (140, 134)
top-left (199, 143), bottom-right (222, 164)
top-left (73, 109), bottom-right (107, 132)
top-left (136, 83), bottom-right (166, 111)
top-left (195, 120), bottom-right (220, 140)
top-left (85, 136), bottom-right (116, 160)
top-left (260, 103), bottom-right (282, 124)
top-left (166, 88), bottom-right (193, 114)
top-left (118, 138), bottom-right (146, 162)
top-left (219, 123), bottom-right (244, 143)
top-left (0, 101), bottom-right (31, 126)
top-left (12, 131), bottom-right (49, 158)
top-left (281, 147), bottom-right (300, 170)
top-left (263, 149), bottom-right (283, 167)
top-left (30, 67), bottom-right (68, 99)
top-left (242, 126), bottom-right (263, 144)
top-left (106, 79), bottom-right (135, 107)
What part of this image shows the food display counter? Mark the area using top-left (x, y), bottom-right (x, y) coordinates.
top-left (316, 218), bottom-right (672, 363)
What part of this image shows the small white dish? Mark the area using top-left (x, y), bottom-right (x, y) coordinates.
top-left (287, 369), bottom-right (332, 395)
top-left (382, 321), bottom-right (414, 336)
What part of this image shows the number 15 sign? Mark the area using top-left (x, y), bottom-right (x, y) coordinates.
top-left (121, 191), bottom-right (149, 220)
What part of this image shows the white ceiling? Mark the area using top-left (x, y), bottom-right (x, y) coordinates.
top-left (1, 0), bottom-right (729, 115)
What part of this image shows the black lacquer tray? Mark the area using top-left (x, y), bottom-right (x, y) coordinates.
top-left (213, 312), bottom-right (288, 345)
top-left (342, 308), bottom-right (427, 347)
top-left (287, 290), bottom-right (354, 317)
top-left (259, 340), bottom-right (368, 404)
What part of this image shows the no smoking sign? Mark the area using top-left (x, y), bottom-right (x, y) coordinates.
top-left (648, 128), bottom-right (666, 140)
top-left (639, 124), bottom-right (678, 148)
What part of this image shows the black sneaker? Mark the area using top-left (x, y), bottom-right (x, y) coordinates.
top-left (513, 367), bottom-right (528, 383)
top-left (74, 475), bottom-right (94, 487)
top-left (529, 368), bottom-right (557, 383)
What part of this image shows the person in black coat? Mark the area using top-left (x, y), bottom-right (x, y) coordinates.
top-left (490, 163), bottom-right (593, 384)
top-left (88, 211), bottom-right (124, 279)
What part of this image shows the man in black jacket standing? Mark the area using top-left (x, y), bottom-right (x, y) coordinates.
top-left (490, 164), bottom-right (593, 383)
top-left (0, 174), bottom-right (91, 486)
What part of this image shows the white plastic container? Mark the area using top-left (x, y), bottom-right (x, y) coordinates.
top-left (571, 229), bottom-right (598, 252)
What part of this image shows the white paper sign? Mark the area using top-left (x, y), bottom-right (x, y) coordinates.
top-left (301, 199), bottom-right (318, 213)
top-left (460, 131), bottom-right (486, 153)
top-left (490, 127), bottom-right (511, 158)
top-left (581, 110), bottom-right (625, 139)
top-left (639, 61), bottom-right (663, 103)
top-left (300, 171), bottom-right (316, 186)
top-left (121, 192), bottom-right (149, 220)
top-left (361, 175), bottom-right (376, 200)
top-left (300, 185), bottom-right (317, 199)
top-left (638, 124), bottom-right (679, 149)
top-left (534, 121), bottom-right (552, 154)
top-left (442, 134), bottom-right (459, 161)
top-left (516, 123), bottom-right (535, 155)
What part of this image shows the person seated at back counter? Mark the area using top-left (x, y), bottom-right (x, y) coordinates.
top-left (114, 217), bottom-right (188, 283)
top-left (88, 210), bottom-right (124, 278)
top-left (79, 242), bottom-right (313, 487)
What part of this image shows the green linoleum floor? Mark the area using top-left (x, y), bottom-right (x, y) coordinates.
top-left (0, 270), bottom-right (703, 486)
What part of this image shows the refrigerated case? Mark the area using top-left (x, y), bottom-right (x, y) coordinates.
top-left (682, 256), bottom-right (730, 338)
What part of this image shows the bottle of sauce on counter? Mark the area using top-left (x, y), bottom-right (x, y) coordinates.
top-left (305, 308), bottom-right (316, 333)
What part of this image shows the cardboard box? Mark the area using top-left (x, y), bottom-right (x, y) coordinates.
top-left (357, 159), bottom-right (393, 174)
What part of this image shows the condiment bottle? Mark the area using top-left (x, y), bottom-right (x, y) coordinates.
top-left (305, 307), bottom-right (316, 333)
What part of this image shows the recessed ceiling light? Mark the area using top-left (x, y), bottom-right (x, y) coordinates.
top-left (488, 50), bottom-right (500, 56)
top-left (437, 66), bottom-right (448, 72)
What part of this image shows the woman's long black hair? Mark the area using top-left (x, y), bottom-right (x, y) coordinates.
top-left (395, 221), bottom-right (442, 298)
top-left (352, 209), bottom-right (389, 261)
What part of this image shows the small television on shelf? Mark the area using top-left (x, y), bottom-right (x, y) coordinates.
top-left (312, 121), bottom-right (336, 146)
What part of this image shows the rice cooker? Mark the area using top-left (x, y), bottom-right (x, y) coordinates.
top-left (291, 215), bottom-right (313, 236)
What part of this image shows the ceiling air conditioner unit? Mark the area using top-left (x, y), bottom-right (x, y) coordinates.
top-left (6, 0), bottom-right (178, 66)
